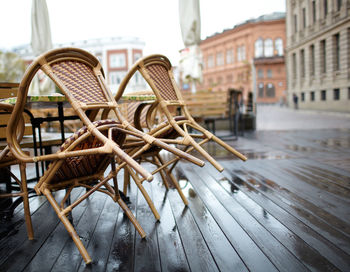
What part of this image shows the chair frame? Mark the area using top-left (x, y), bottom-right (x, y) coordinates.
top-left (113, 54), bottom-right (247, 189)
top-left (7, 48), bottom-right (203, 264)
top-left (0, 102), bottom-right (33, 240)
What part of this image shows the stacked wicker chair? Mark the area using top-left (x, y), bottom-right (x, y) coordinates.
top-left (0, 103), bottom-right (34, 240)
top-left (112, 54), bottom-right (247, 208)
top-left (7, 48), bottom-right (203, 264)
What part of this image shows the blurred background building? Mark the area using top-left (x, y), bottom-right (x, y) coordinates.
top-left (286, 0), bottom-right (350, 112)
top-left (196, 12), bottom-right (286, 105)
top-left (12, 36), bottom-right (147, 94)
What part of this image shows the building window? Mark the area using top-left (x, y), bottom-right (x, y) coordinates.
top-left (207, 55), bottom-right (214, 68)
top-left (216, 52), bottom-right (224, 66)
top-left (320, 39), bottom-right (326, 73)
top-left (292, 53), bottom-right (297, 79)
top-left (312, 1), bottom-right (316, 23)
top-left (110, 53), bottom-right (126, 68)
top-left (267, 69), bottom-right (272, 78)
top-left (321, 90), bottom-right (327, 101)
top-left (275, 38), bottom-right (283, 56)
top-left (237, 46), bottom-right (246, 61)
top-left (333, 33), bottom-right (340, 71)
top-left (294, 14), bottom-right (298, 33)
top-left (300, 49), bottom-right (305, 78)
top-left (310, 91), bottom-right (315, 101)
top-left (302, 8), bottom-right (306, 28)
top-left (301, 92), bottom-right (305, 101)
top-left (266, 83), bottom-right (275, 97)
top-left (310, 44), bottom-right (315, 76)
top-left (255, 39), bottom-right (264, 58)
top-left (333, 88), bottom-right (340, 100)
top-left (133, 52), bottom-right (142, 63)
top-left (337, 0), bottom-right (342, 11)
top-left (264, 39), bottom-right (273, 57)
top-left (226, 74), bottom-right (233, 83)
top-left (324, 0), bottom-right (328, 17)
top-left (109, 71), bottom-right (126, 85)
top-left (226, 49), bottom-right (234, 64)
top-left (258, 69), bottom-right (264, 78)
top-left (258, 83), bottom-right (264, 97)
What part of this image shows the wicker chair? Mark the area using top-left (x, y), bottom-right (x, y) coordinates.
top-left (0, 103), bottom-right (34, 240)
top-left (113, 54), bottom-right (247, 193)
top-left (6, 48), bottom-right (203, 264)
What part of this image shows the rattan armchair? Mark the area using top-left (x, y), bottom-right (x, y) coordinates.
top-left (113, 54), bottom-right (247, 187)
top-left (7, 48), bottom-right (203, 264)
top-left (0, 102), bottom-right (34, 240)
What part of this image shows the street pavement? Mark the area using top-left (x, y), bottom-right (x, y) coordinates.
top-left (256, 105), bottom-right (350, 131)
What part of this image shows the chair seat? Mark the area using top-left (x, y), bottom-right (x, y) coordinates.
top-left (46, 119), bottom-right (124, 184)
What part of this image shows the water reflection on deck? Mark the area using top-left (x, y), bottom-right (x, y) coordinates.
top-left (1, 129), bottom-right (350, 271)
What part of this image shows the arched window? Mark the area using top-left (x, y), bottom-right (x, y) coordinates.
top-left (264, 39), bottom-right (273, 57)
top-left (258, 83), bottom-right (264, 97)
top-left (255, 39), bottom-right (264, 58)
top-left (266, 83), bottom-right (275, 97)
top-left (275, 38), bottom-right (283, 56)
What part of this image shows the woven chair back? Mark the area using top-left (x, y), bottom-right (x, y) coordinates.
top-left (141, 57), bottom-right (178, 101)
top-left (50, 60), bottom-right (107, 104)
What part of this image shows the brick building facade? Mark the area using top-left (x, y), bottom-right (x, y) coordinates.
top-left (198, 12), bottom-right (286, 105)
top-left (286, 0), bottom-right (350, 112)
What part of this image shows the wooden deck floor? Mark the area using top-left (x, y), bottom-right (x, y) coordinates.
top-left (1, 129), bottom-right (350, 271)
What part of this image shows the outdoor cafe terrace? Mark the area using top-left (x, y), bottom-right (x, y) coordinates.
top-left (1, 127), bottom-right (350, 271)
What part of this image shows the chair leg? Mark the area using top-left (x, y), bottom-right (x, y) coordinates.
top-left (126, 166), bottom-right (160, 221)
top-left (117, 197), bottom-right (146, 238)
top-left (43, 189), bottom-right (92, 264)
top-left (211, 134), bottom-right (247, 161)
top-left (123, 166), bottom-right (130, 195)
top-left (152, 155), bottom-right (170, 190)
top-left (188, 135), bottom-right (224, 172)
top-left (20, 163), bottom-right (34, 240)
top-left (156, 154), bottom-right (188, 205)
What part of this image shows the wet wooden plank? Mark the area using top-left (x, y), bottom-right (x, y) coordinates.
top-left (203, 163), bottom-right (343, 271)
top-left (24, 189), bottom-right (93, 272)
top-left (181, 163), bottom-right (304, 272)
top-left (178, 164), bottom-right (279, 272)
top-left (104, 175), bottom-right (138, 272)
top-left (166, 178), bottom-right (220, 272)
top-left (245, 160), bottom-right (350, 245)
top-left (0, 190), bottom-right (78, 271)
top-left (219, 161), bottom-right (350, 271)
top-left (170, 175), bottom-right (248, 272)
top-left (133, 180), bottom-right (161, 272)
top-left (151, 177), bottom-right (191, 272)
top-left (76, 198), bottom-right (121, 272)
top-left (50, 191), bottom-right (109, 271)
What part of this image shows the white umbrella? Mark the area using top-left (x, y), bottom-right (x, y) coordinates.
top-left (178, 0), bottom-right (202, 92)
top-left (29, 0), bottom-right (54, 95)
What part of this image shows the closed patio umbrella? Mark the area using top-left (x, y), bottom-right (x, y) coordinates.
top-left (178, 0), bottom-right (202, 92)
top-left (29, 0), bottom-right (54, 95)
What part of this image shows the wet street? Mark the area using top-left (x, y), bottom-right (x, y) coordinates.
top-left (1, 106), bottom-right (350, 271)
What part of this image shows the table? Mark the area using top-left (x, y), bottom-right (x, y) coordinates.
top-left (1, 94), bottom-right (79, 180)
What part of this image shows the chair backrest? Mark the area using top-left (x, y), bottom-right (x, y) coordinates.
top-left (8, 48), bottom-right (153, 182)
top-left (7, 48), bottom-right (118, 160)
top-left (117, 54), bottom-right (184, 104)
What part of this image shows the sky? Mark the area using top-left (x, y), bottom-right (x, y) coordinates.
top-left (0, 0), bottom-right (286, 65)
